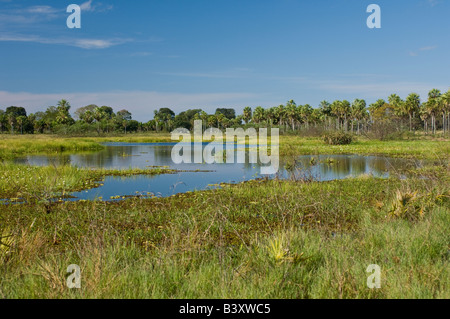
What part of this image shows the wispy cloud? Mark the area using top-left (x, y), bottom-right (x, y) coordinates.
top-left (419, 45), bottom-right (438, 51)
top-left (408, 45), bottom-right (438, 57)
top-left (130, 52), bottom-right (153, 57)
top-left (314, 80), bottom-right (446, 99)
top-left (80, 0), bottom-right (113, 13)
top-left (427, 0), bottom-right (441, 7)
top-left (0, 34), bottom-right (132, 49)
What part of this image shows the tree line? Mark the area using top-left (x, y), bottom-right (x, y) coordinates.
top-left (1, 89), bottom-right (449, 136)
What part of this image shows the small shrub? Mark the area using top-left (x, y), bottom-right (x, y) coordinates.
top-left (323, 131), bottom-right (353, 145)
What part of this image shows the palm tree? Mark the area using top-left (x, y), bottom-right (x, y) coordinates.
top-left (265, 107), bottom-right (275, 126)
top-left (252, 106), bottom-right (265, 125)
top-left (442, 90), bottom-right (450, 134)
top-left (319, 101), bottom-right (332, 130)
top-left (56, 99), bottom-right (74, 125)
top-left (351, 99), bottom-right (367, 134)
top-left (0, 110), bottom-right (5, 133)
top-left (285, 100), bottom-right (297, 131)
top-left (420, 105), bottom-right (430, 133)
top-left (275, 104), bottom-right (286, 129)
top-left (404, 93), bottom-right (421, 132)
top-left (331, 100), bottom-right (342, 130)
top-left (7, 113), bottom-right (15, 134)
top-left (16, 115), bottom-right (26, 134)
top-left (301, 104), bottom-right (313, 129)
top-left (331, 100), bottom-right (350, 131)
top-left (207, 115), bottom-right (216, 128)
top-left (216, 113), bottom-right (226, 129)
top-left (200, 111), bottom-right (208, 130)
top-left (93, 107), bottom-right (106, 134)
top-left (243, 107), bottom-right (252, 124)
top-left (427, 89), bottom-right (441, 134)
top-left (57, 99), bottom-right (71, 112)
top-left (340, 100), bottom-right (351, 132)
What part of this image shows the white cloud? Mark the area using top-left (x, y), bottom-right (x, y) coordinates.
top-left (26, 5), bottom-right (59, 15)
top-left (419, 45), bottom-right (438, 51)
top-left (408, 45), bottom-right (437, 57)
top-left (80, 0), bottom-right (93, 11)
top-left (80, 0), bottom-right (113, 12)
top-left (0, 34), bottom-right (132, 49)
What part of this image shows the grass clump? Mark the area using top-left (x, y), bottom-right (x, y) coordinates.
top-left (0, 163), bottom-right (179, 201)
top-left (323, 131), bottom-right (354, 145)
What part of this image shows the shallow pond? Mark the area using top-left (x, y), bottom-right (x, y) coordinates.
top-left (13, 143), bottom-right (421, 201)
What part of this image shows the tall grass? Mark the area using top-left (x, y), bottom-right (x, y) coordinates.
top-left (0, 167), bottom-right (448, 298)
top-left (0, 163), bottom-right (179, 200)
top-left (0, 135), bottom-right (103, 159)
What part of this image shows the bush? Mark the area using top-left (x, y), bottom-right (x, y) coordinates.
top-left (366, 121), bottom-right (407, 141)
top-left (323, 131), bottom-right (353, 145)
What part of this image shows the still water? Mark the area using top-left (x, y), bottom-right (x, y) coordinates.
top-left (14, 143), bottom-right (419, 201)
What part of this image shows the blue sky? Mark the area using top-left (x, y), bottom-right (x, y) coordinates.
top-left (0, 0), bottom-right (449, 121)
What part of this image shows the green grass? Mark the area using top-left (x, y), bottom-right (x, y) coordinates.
top-left (0, 163), bottom-right (180, 201)
top-left (0, 169), bottom-right (448, 298)
top-left (0, 134), bottom-right (448, 298)
top-left (0, 135), bottom-right (104, 160)
top-left (1, 133), bottom-right (449, 160)
top-left (279, 136), bottom-right (450, 160)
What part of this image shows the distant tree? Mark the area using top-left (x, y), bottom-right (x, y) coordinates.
top-left (404, 93), bottom-right (421, 131)
top-left (16, 115), bottom-right (27, 134)
top-left (99, 106), bottom-right (114, 119)
top-left (369, 99), bottom-right (387, 122)
top-left (243, 107), bottom-right (252, 124)
top-left (0, 110), bottom-right (6, 133)
top-left (56, 100), bottom-right (74, 125)
top-left (427, 89), bottom-right (441, 134)
top-left (116, 109), bottom-right (132, 134)
top-left (174, 109), bottom-right (202, 130)
top-left (350, 99), bottom-right (366, 134)
top-left (75, 104), bottom-right (97, 120)
top-left (154, 108), bottom-right (175, 131)
top-left (319, 101), bottom-right (332, 130)
top-left (215, 108), bottom-right (236, 120)
top-left (285, 100), bottom-right (297, 131)
top-left (252, 106), bottom-right (265, 125)
top-left (207, 115), bottom-right (216, 128)
top-left (5, 106), bottom-right (27, 117)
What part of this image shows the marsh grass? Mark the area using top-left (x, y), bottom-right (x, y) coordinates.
top-left (279, 136), bottom-right (450, 160)
top-left (0, 135), bottom-right (448, 298)
top-left (0, 166), bottom-right (448, 298)
top-left (0, 163), bottom-right (180, 201)
top-left (1, 134), bottom-right (449, 160)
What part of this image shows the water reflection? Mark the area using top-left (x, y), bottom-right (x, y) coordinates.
top-left (13, 143), bottom-right (421, 201)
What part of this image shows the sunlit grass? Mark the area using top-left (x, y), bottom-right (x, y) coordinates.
top-left (0, 163), bottom-right (179, 200)
top-left (0, 134), bottom-right (448, 298)
top-left (0, 165), bottom-right (448, 298)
